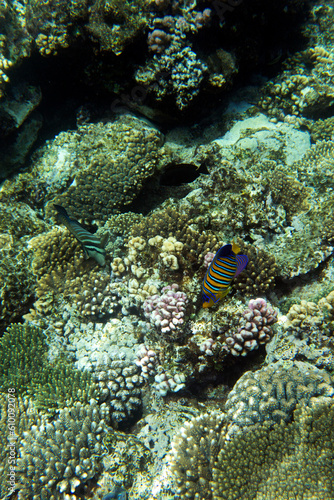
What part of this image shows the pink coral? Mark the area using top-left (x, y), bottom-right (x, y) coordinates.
top-left (147, 28), bottom-right (171, 53)
top-left (143, 284), bottom-right (188, 335)
top-left (225, 298), bottom-right (278, 356)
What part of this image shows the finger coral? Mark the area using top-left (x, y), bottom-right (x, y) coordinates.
top-left (143, 284), bottom-right (189, 336)
top-left (225, 298), bottom-right (277, 356)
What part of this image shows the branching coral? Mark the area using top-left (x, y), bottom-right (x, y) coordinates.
top-left (143, 284), bottom-right (189, 336)
top-left (18, 400), bottom-right (110, 499)
top-left (0, 323), bottom-right (99, 410)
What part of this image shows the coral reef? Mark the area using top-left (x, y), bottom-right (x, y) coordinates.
top-left (94, 355), bottom-right (145, 428)
top-left (225, 298), bottom-right (277, 356)
top-left (87, 0), bottom-right (153, 55)
top-left (0, 115), bottom-right (164, 225)
top-left (224, 361), bottom-right (334, 431)
top-left (233, 240), bottom-right (279, 295)
top-left (17, 400), bottom-right (110, 499)
top-left (213, 399), bottom-right (334, 500)
top-left (169, 411), bottom-right (225, 500)
top-left (169, 373), bottom-right (334, 499)
top-left (135, 43), bottom-right (209, 110)
top-left (143, 284), bottom-right (189, 336)
top-left (0, 323), bottom-right (99, 411)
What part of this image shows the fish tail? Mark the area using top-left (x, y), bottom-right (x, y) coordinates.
top-left (231, 240), bottom-right (241, 255)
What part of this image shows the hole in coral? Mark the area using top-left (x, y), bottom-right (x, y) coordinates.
top-left (159, 162), bottom-right (208, 186)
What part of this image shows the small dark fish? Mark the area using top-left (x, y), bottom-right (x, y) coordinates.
top-left (102, 486), bottom-right (128, 500)
top-left (54, 204), bottom-right (106, 266)
top-left (202, 241), bottom-right (248, 308)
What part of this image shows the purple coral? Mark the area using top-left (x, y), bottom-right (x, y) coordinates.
top-left (225, 298), bottom-right (278, 356)
top-left (143, 284), bottom-right (188, 335)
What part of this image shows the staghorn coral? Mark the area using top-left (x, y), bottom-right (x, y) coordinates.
top-left (224, 360), bottom-right (334, 432)
top-left (225, 298), bottom-right (277, 356)
top-left (17, 400), bottom-right (110, 499)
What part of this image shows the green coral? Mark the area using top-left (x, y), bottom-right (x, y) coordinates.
top-left (26, 0), bottom-right (88, 56)
top-left (0, 323), bottom-right (99, 411)
top-left (87, 0), bottom-right (153, 55)
top-left (170, 399), bottom-right (334, 500)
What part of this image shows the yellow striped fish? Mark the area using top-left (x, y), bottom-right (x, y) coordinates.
top-left (202, 241), bottom-right (248, 308)
top-left (54, 205), bottom-right (106, 266)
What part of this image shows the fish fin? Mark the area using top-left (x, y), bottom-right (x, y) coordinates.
top-left (231, 240), bottom-right (241, 255)
top-left (216, 286), bottom-right (232, 300)
top-left (54, 204), bottom-right (69, 220)
top-left (235, 255), bottom-right (248, 277)
top-left (202, 287), bottom-right (231, 308)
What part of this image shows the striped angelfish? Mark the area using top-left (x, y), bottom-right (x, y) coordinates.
top-left (202, 241), bottom-right (248, 308)
top-left (54, 204), bottom-right (106, 266)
